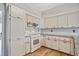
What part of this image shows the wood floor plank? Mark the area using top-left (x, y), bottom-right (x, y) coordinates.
top-left (26, 47), bottom-right (70, 56)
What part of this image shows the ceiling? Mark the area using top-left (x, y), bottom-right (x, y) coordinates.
top-left (13, 3), bottom-right (64, 12)
top-left (12, 3), bottom-right (64, 17)
top-left (25, 3), bottom-right (64, 12)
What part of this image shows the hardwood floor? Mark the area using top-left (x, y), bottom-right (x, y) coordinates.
top-left (26, 47), bottom-right (70, 56)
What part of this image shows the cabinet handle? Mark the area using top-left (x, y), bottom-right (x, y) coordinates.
top-left (48, 38), bottom-right (50, 40)
top-left (17, 38), bottom-right (20, 40)
top-left (54, 39), bottom-right (56, 41)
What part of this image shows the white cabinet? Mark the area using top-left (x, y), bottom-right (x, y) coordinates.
top-left (58, 15), bottom-right (68, 28)
top-left (67, 13), bottom-right (78, 27)
top-left (45, 36), bottom-right (52, 48)
top-left (43, 36), bottom-right (74, 55)
top-left (44, 17), bottom-right (58, 28)
top-left (51, 36), bottom-right (59, 50)
top-left (44, 17), bottom-right (53, 28)
top-left (75, 42), bottom-right (79, 56)
top-left (75, 36), bottom-right (79, 56)
top-left (25, 37), bottom-right (30, 54)
top-left (51, 16), bottom-right (58, 28)
top-left (42, 36), bottom-right (46, 46)
top-left (59, 37), bottom-right (71, 54)
top-left (76, 12), bottom-right (79, 27)
top-left (42, 36), bottom-right (52, 48)
top-left (44, 11), bottom-right (79, 28)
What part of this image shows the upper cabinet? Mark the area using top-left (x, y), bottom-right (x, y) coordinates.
top-left (58, 14), bottom-right (68, 28)
top-left (44, 17), bottom-right (53, 28)
top-left (52, 16), bottom-right (58, 28)
top-left (77, 12), bottom-right (79, 27)
top-left (67, 12), bottom-right (78, 27)
top-left (44, 16), bottom-right (58, 28)
top-left (44, 11), bottom-right (79, 28)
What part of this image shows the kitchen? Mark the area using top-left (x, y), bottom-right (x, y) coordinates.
top-left (1, 3), bottom-right (79, 56)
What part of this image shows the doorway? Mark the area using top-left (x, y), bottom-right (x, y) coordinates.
top-left (0, 4), bottom-right (2, 56)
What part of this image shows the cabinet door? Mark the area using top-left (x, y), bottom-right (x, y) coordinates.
top-left (68, 13), bottom-right (77, 27)
top-left (75, 43), bottom-right (79, 56)
top-left (51, 37), bottom-right (59, 50)
top-left (45, 37), bottom-right (52, 48)
top-left (42, 36), bottom-right (46, 46)
top-left (76, 12), bottom-right (79, 27)
top-left (44, 17), bottom-right (53, 28)
top-left (10, 17), bottom-right (25, 56)
top-left (44, 17), bottom-right (58, 28)
top-left (59, 37), bottom-right (71, 54)
top-left (25, 37), bottom-right (30, 54)
top-left (58, 15), bottom-right (68, 28)
top-left (51, 16), bottom-right (58, 28)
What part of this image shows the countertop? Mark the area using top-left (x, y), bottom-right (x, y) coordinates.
top-left (41, 32), bottom-right (79, 37)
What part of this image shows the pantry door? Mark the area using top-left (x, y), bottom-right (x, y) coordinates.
top-left (10, 17), bottom-right (25, 56)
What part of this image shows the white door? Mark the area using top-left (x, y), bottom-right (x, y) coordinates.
top-left (68, 13), bottom-right (77, 27)
top-left (58, 15), bottom-right (68, 28)
top-left (45, 37), bottom-right (52, 48)
top-left (51, 37), bottom-right (59, 50)
top-left (77, 12), bottom-right (79, 27)
top-left (44, 18), bottom-right (52, 28)
top-left (10, 17), bottom-right (25, 56)
top-left (59, 37), bottom-right (71, 54)
top-left (52, 16), bottom-right (58, 28)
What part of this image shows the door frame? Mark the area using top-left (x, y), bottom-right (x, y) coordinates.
top-left (1, 3), bottom-right (9, 56)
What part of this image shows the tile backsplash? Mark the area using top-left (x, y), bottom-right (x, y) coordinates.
top-left (41, 27), bottom-right (79, 33)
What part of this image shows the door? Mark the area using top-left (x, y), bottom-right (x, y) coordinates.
top-left (44, 17), bottom-right (58, 28)
top-left (51, 37), bottom-right (59, 50)
top-left (59, 37), bottom-right (71, 54)
top-left (68, 13), bottom-right (77, 27)
top-left (44, 17), bottom-right (52, 28)
top-left (77, 12), bottom-right (79, 27)
top-left (0, 4), bottom-right (2, 56)
top-left (58, 15), bottom-right (68, 28)
top-left (45, 36), bottom-right (52, 48)
top-left (10, 17), bottom-right (25, 56)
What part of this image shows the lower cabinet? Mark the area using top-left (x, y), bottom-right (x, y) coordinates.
top-left (25, 37), bottom-right (31, 54)
top-left (59, 37), bottom-right (71, 54)
top-left (45, 36), bottom-right (52, 48)
top-left (51, 36), bottom-right (59, 50)
top-left (43, 36), bottom-right (74, 55)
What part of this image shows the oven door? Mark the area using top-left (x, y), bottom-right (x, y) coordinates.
top-left (31, 37), bottom-right (40, 52)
